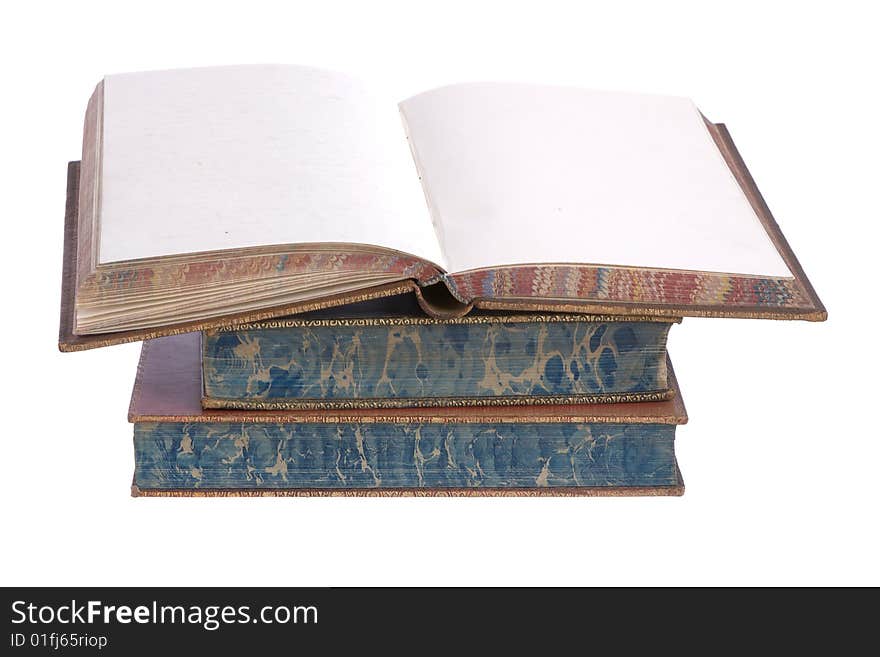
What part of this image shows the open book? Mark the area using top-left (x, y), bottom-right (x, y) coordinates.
top-left (61, 65), bottom-right (824, 350)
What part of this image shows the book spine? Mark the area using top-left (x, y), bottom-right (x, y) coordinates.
top-left (201, 319), bottom-right (671, 409)
top-left (133, 421), bottom-right (677, 490)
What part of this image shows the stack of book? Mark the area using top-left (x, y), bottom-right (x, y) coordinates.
top-left (129, 300), bottom-right (685, 496)
top-left (58, 66), bottom-right (825, 497)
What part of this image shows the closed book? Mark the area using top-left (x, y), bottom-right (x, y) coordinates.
top-left (130, 333), bottom-right (687, 496)
top-left (201, 296), bottom-right (676, 410)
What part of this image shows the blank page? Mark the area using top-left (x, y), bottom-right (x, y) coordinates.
top-left (99, 65), bottom-right (441, 265)
top-left (400, 83), bottom-right (791, 277)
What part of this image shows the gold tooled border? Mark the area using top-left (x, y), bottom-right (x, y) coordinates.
top-left (206, 313), bottom-right (679, 333)
top-left (130, 462), bottom-right (684, 497)
top-left (201, 389), bottom-right (675, 411)
top-left (137, 409), bottom-right (687, 424)
top-left (472, 298), bottom-right (823, 321)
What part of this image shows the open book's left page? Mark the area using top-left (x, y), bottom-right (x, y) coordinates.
top-left (73, 65), bottom-right (443, 337)
top-left (98, 65), bottom-right (440, 264)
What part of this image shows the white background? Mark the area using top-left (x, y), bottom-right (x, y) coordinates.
top-left (1, 0), bottom-right (876, 586)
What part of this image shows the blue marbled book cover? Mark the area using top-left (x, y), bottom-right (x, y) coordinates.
top-left (202, 311), bottom-right (673, 409)
top-left (134, 421), bottom-right (678, 491)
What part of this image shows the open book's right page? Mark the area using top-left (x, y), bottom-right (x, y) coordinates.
top-left (400, 83), bottom-right (823, 319)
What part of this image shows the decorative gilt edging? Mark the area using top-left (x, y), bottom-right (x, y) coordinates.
top-left (201, 389), bottom-right (675, 410)
top-left (206, 313), bottom-right (679, 333)
top-left (135, 412), bottom-right (686, 425)
top-left (474, 298), bottom-right (823, 321)
top-left (132, 486), bottom-right (683, 498)
top-left (133, 483), bottom-right (683, 498)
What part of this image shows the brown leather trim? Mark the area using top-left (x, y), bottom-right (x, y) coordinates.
top-left (706, 122), bottom-right (826, 320)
